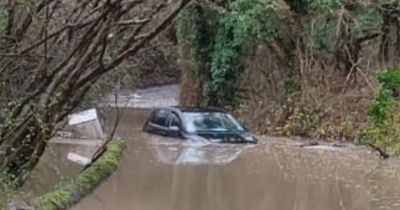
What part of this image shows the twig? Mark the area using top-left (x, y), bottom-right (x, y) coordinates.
top-left (83, 93), bottom-right (122, 171)
top-left (340, 46), bottom-right (359, 95)
top-left (76, 0), bottom-right (192, 86)
top-left (355, 67), bottom-right (376, 93)
top-left (118, 18), bottom-right (151, 25)
top-left (367, 143), bottom-right (389, 159)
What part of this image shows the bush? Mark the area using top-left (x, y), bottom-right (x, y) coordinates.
top-left (360, 68), bottom-right (400, 155)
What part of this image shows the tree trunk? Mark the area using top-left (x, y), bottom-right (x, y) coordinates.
top-left (177, 4), bottom-right (213, 106)
top-left (381, 3), bottom-right (400, 67)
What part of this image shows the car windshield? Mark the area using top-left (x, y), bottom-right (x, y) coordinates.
top-left (182, 112), bottom-right (246, 133)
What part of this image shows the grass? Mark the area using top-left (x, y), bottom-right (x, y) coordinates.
top-left (30, 139), bottom-right (125, 210)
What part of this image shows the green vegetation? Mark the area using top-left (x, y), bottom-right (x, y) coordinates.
top-left (31, 140), bottom-right (125, 210)
top-left (178, 0), bottom-right (385, 107)
top-left (176, 4), bottom-right (215, 71)
top-left (205, 0), bottom-right (278, 107)
top-left (177, 0), bottom-right (278, 108)
top-left (361, 69), bottom-right (400, 155)
top-left (176, 4), bottom-right (215, 106)
top-left (178, 0), bottom-right (400, 150)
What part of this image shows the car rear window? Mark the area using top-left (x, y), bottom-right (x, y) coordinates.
top-left (151, 109), bottom-right (169, 127)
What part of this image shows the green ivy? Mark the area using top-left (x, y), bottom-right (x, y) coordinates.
top-left (177, 0), bottom-right (279, 108)
top-left (204, 0), bottom-right (279, 107)
top-left (178, 0), bottom-right (382, 108)
top-left (205, 14), bottom-right (242, 107)
top-left (176, 4), bottom-right (216, 72)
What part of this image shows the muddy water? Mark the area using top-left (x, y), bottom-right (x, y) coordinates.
top-left (104, 85), bottom-right (179, 108)
top-left (20, 141), bottom-right (99, 199)
top-left (71, 109), bottom-right (400, 210)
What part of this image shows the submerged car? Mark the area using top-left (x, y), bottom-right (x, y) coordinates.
top-left (143, 106), bottom-right (258, 144)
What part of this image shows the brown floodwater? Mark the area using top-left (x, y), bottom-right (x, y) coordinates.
top-left (70, 108), bottom-right (400, 210)
top-left (19, 140), bottom-right (100, 200)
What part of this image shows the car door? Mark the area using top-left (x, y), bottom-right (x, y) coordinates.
top-left (147, 109), bottom-right (169, 135)
top-left (166, 112), bottom-right (182, 137)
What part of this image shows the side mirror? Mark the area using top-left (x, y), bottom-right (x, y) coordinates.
top-left (168, 126), bottom-right (181, 137)
top-left (169, 126), bottom-right (180, 132)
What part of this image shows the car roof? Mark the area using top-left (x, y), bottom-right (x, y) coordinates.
top-left (163, 106), bottom-right (226, 113)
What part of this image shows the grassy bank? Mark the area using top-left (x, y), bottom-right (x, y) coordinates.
top-left (29, 139), bottom-right (125, 210)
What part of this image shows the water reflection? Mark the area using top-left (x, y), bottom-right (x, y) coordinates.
top-left (21, 142), bottom-right (93, 199)
top-left (367, 159), bottom-right (400, 210)
top-left (145, 134), bottom-right (256, 165)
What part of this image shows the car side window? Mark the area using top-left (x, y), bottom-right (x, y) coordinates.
top-left (169, 113), bottom-right (180, 127)
top-left (151, 109), bottom-right (169, 127)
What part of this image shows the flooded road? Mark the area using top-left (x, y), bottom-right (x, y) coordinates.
top-left (20, 140), bottom-right (101, 199)
top-left (104, 85), bottom-right (179, 108)
top-left (71, 108), bottom-right (400, 210)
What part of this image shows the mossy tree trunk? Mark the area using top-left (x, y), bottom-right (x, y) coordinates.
top-left (178, 42), bottom-right (205, 106)
top-left (177, 4), bottom-right (215, 106)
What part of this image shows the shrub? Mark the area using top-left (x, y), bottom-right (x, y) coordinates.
top-left (360, 68), bottom-right (400, 155)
